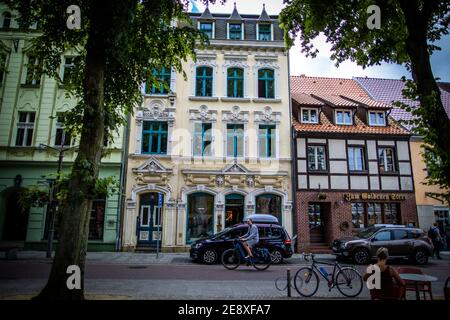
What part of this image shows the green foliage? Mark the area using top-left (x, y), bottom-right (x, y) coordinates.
top-left (18, 185), bottom-right (49, 211)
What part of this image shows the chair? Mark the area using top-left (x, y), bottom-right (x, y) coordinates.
top-left (444, 276), bottom-right (450, 300)
top-left (397, 267), bottom-right (433, 300)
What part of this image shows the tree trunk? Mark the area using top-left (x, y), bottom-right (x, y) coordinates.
top-left (34, 1), bottom-right (110, 300)
top-left (399, 0), bottom-right (450, 186)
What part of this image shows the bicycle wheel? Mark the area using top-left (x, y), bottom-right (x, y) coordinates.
top-left (221, 249), bottom-right (240, 270)
top-left (335, 267), bottom-right (363, 297)
top-left (294, 267), bottom-right (319, 297)
top-left (252, 254), bottom-right (272, 271)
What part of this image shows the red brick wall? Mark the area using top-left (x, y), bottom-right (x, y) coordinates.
top-left (295, 191), bottom-right (417, 252)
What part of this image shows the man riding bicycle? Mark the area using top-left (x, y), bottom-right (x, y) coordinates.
top-left (239, 218), bottom-right (259, 260)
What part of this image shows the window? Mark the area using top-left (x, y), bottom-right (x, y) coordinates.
top-left (62, 56), bottom-right (75, 83)
top-left (258, 69), bottom-right (274, 99)
top-left (352, 203), bottom-right (365, 228)
top-left (193, 122), bottom-right (212, 157)
top-left (147, 66), bottom-right (171, 95)
top-left (256, 194), bottom-right (282, 222)
top-left (301, 108), bottom-right (318, 124)
top-left (25, 56), bottom-right (42, 85)
top-left (369, 111), bottom-right (386, 126)
top-left (0, 52), bottom-right (6, 85)
top-left (393, 229), bottom-right (408, 240)
top-left (308, 204), bottom-right (322, 229)
top-left (226, 124), bottom-right (244, 158)
top-left (142, 121), bottom-right (168, 154)
top-left (227, 68), bottom-right (244, 98)
top-left (199, 22), bottom-right (213, 38)
top-left (89, 196), bottom-right (105, 240)
top-left (15, 112), bottom-right (35, 146)
top-left (229, 23), bottom-right (242, 40)
top-left (307, 145), bottom-right (326, 171)
top-left (373, 230), bottom-right (391, 241)
top-left (54, 113), bottom-right (71, 147)
top-left (378, 148), bottom-right (396, 172)
top-left (2, 12), bottom-right (11, 29)
top-left (348, 147), bottom-right (365, 171)
top-left (367, 203), bottom-right (382, 225)
top-left (258, 124), bottom-right (276, 158)
top-left (258, 24), bottom-right (271, 41)
top-left (187, 193), bottom-right (214, 243)
top-left (195, 66), bottom-right (213, 97)
top-left (384, 203), bottom-right (399, 224)
top-left (335, 110), bottom-right (353, 125)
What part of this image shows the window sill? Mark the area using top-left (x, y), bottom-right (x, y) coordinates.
top-left (348, 170), bottom-right (369, 175)
top-left (308, 170), bottom-right (329, 174)
top-left (220, 97), bottom-right (251, 103)
top-left (20, 84), bottom-right (41, 89)
top-left (379, 171), bottom-right (400, 176)
top-left (144, 94), bottom-right (171, 98)
top-left (189, 96), bottom-right (219, 102)
top-left (252, 98), bottom-right (281, 103)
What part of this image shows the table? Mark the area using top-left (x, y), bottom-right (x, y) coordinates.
top-left (399, 273), bottom-right (438, 300)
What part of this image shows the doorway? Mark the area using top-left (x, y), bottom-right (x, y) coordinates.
top-left (308, 203), bottom-right (325, 245)
top-left (137, 192), bottom-right (163, 245)
top-left (1, 188), bottom-right (29, 241)
top-left (225, 194), bottom-right (244, 228)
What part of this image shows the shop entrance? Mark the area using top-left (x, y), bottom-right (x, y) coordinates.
top-left (137, 192), bottom-right (163, 245)
top-left (308, 203), bottom-right (326, 245)
top-left (225, 194), bottom-right (244, 228)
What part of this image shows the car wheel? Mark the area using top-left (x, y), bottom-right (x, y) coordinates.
top-left (353, 248), bottom-right (370, 265)
top-left (202, 249), bottom-right (218, 264)
top-left (270, 249), bottom-right (284, 264)
top-left (414, 249), bottom-right (429, 265)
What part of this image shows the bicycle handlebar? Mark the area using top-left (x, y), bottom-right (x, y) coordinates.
top-left (302, 252), bottom-right (316, 262)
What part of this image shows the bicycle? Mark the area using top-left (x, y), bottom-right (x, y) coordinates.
top-left (294, 253), bottom-right (363, 298)
top-left (221, 239), bottom-right (272, 271)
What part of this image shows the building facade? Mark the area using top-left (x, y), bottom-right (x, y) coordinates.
top-left (0, 6), bottom-right (124, 251)
top-left (355, 77), bottom-right (450, 233)
top-left (121, 5), bottom-right (293, 253)
top-left (291, 76), bottom-right (417, 252)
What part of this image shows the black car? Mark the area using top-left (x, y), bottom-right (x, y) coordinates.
top-left (190, 223), bottom-right (293, 264)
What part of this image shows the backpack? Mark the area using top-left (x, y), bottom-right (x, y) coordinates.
top-left (428, 227), bottom-right (438, 239)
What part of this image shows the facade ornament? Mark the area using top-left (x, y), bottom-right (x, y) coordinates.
top-left (216, 175), bottom-right (225, 187)
top-left (246, 175), bottom-right (255, 188)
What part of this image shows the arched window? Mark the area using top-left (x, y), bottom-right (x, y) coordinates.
top-left (187, 193), bottom-right (214, 243)
top-left (2, 12), bottom-right (11, 29)
top-left (227, 67), bottom-right (244, 98)
top-left (258, 68), bottom-right (274, 98)
top-left (255, 194), bottom-right (282, 222)
top-left (146, 66), bottom-right (171, 95)
top-left (195, 66), bottom-right (213, 97)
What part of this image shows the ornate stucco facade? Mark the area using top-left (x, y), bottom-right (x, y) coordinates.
top-left (122, 6), bottom-right (293, 252)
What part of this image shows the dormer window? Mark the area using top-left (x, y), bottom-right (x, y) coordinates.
top-left (258, 24), bottom-right (271, 41)
top-left (368, 111), bottom-right (386, 126)
top-left (228, 23), bottom-right (242, 40)
top-left (335, 109), bottom-right (352, 125)
top-left (301, 108), bottom-right (319, 124)
top-left (199, 22), bottom-right (213, 39)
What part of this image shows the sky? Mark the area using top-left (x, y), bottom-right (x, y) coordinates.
top-left (189, 0), bottom-right (450, 82)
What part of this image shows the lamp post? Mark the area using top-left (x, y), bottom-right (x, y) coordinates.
top-left (39, 143), bottom-right (77, 258)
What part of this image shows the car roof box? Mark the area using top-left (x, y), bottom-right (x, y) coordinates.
top-left (243, 214), bottom-right (280, 225)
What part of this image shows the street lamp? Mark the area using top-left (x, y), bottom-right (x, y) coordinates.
top-left (39, 143), bottom-right (77, 258)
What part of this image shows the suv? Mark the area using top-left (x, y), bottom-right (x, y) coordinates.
top-left (332, 225), bottom-right (434, 265)
top-left (190, 223), bottom-right (293, 264)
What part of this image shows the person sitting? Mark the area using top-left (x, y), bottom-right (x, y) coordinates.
top-left (363, 247), bottom-right (406, 300)
top-left (239, 218), bottom-right (259, 261)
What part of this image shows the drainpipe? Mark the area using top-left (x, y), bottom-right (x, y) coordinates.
top-left (287, 50), bottom-right (298, 252)
top-left (115, 113), bottom-right (131, 251)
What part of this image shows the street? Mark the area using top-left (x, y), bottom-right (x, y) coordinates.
top-left (0, 252), bottom-right (449, 299)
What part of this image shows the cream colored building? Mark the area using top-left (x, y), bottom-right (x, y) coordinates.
top-left (121, 5), bottom-right (293, 255)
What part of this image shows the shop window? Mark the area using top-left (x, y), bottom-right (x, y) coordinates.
top-left (256, 194), bottom-right (281, 222)
top-left (367, 203), bottom-right (382, 225)
top-left (384, 203), bottom-right (399, 224)
top-left (352, 202), bottom-right (365, 228)
top-left (187, 193), bottom-right (214, 243)
top-left (89, 196), bottom-right (106, 240)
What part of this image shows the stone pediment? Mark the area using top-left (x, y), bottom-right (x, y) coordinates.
top-left (133, 157), bottom-right (172, 174)
top-left (222, 161), bottom-right (249, 173)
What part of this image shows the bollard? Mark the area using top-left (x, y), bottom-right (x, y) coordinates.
top-left (287, 268), bottom-right (291, 297)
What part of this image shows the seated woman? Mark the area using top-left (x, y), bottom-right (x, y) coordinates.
top-left (363, 247), bottom-right (406, 300)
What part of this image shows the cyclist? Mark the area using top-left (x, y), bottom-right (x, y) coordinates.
top-left (239, 218), bottom-right (259, 260)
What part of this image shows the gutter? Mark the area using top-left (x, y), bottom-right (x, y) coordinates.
top-left (115, 113), bottom-right (131, 251)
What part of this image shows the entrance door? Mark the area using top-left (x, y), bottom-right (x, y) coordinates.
top-left (2, 189), bottom-right (29, 241)
top-left (308, 203), bottom-right (325, 244)
top-left (137, 193), bottom-right (163, 245)
top-left (225, 194), bottom-right (244, 228)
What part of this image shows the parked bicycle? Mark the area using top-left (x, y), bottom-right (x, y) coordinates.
top-left (294, 253), bottom-right (363, 297)
top-left (221, 239), bottom-right (272, 271)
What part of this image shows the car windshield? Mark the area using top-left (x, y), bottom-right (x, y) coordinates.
top-left (211, 228), bottom-right (232, 239)
top-left (357, 227), bottom-right (381, 239)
